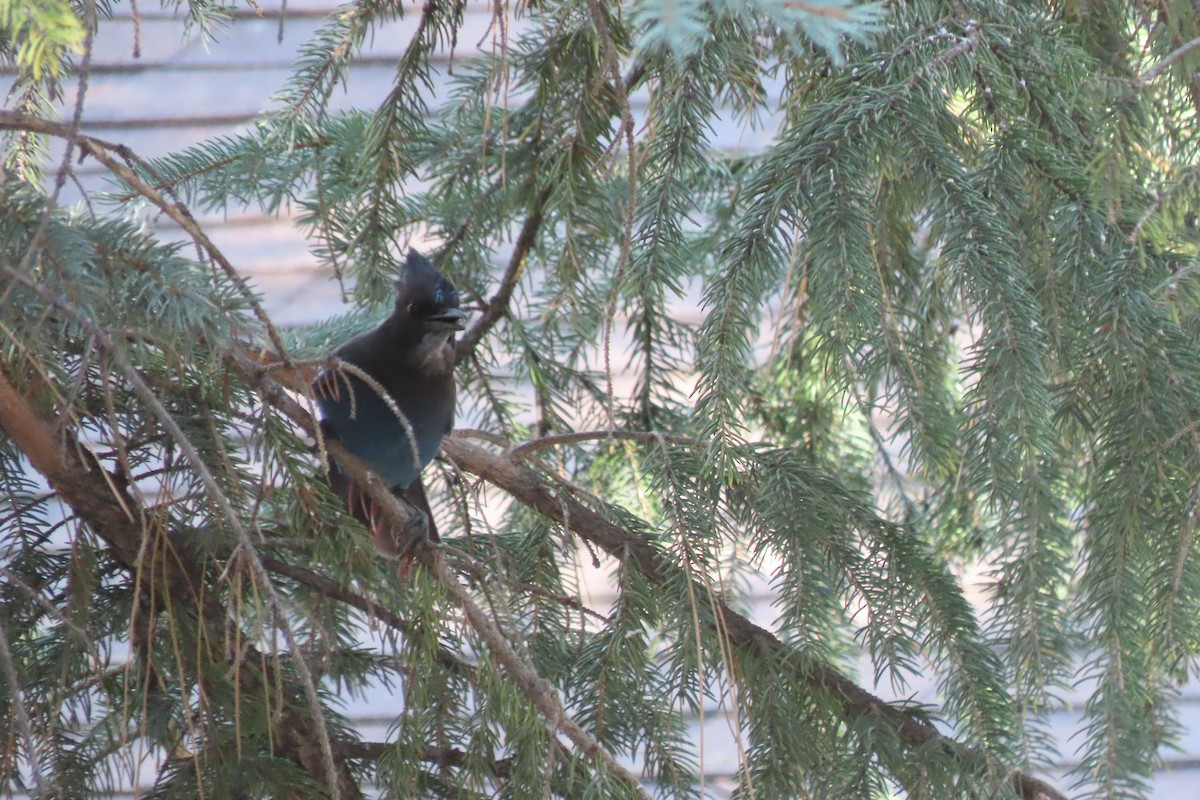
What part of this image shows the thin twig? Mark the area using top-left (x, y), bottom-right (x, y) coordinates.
top-left (261, 556), bottom-right (474, 675)
top-left (508, 428), bottom-right (697, 457)
top-left (431, 553), bottom-right (652, 799)
top-left (0, 620), bottom-right (49, 794)
top-left (587, 0), bottom-right (638, 426)
top-left (14, 0), bottom-right (97, 283)
top-left (0, 110), bottom-right (290, 360)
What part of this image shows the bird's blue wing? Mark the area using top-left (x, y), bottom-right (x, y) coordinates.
top-left (315, 371), bottom-right (425, 489)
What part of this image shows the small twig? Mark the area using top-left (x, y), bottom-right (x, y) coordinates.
top-left (0, 620), bottom-right (49, 794)
top-left (905, 23), bottom-right (980, 91)
top-left (261, 557), bottom-right (474, 675)
top-left (436, 175), bottom-right (506, 260)
top-left (444, 549), bottom-right (611, 625)
top-left (320, 359), bottom-right (425, 477)
top-left (0, 565), bottom-right (93, 645)
top-left (14, 0), bottom-right (97, 282)
top-left (586, 0), bottom-right (638, 426)
top-left (451, 427), bottom-right (510, 447)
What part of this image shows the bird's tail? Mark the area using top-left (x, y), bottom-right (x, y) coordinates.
top-left (328, 465), bottom-right (439, 562)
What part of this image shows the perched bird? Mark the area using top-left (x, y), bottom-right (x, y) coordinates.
top-left (313, 249), bottom-right (466, 559)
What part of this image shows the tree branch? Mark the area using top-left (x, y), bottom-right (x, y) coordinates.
top-left (431, 554), bottom-right (652, 798)
top-left (455, 185), bottom-right (552, 362)
top-left (1135, 33), bottom-right (1200, 87)
top-left (437, 436), bottom-right (1068, 800)
top-left (0, 109), bottom-right (290, 360)
top-left (2, 264), bottom-right (348, 799)
top-left (508, 429), bottom-right (697, 458)
top-left (233, 350), bottom-right (650, 795)
top-left (260, 556), bottom-right (474, 675)
top-left (0, 364), bottom-right (362, 799)
top-left (231, 348), bottom-right (1066, 799)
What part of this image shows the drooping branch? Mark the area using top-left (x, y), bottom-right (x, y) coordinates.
top-left (2, 265), bottom-right (349, 799)
top-left (260, 556), bottom-right (474, 675)
top-left (232, 345), bottom-right (1068, 800)
top-left (236, 350), bottom-right (653, 796)
top-left (0, 110), bottom-right (290, 359)
top-left (431, 554), bottom-right (654, 800)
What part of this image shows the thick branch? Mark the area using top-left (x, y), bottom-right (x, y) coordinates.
top-left (438, 437), bottom-right (1068, 800)
top-left (0, 366), bottom-right (362, 799)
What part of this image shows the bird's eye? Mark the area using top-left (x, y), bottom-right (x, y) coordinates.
top-left (434, 288), bottom-right (444, 304)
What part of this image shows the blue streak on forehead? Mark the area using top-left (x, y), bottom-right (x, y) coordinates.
top-left (434, 276), bottom-right (459, 306)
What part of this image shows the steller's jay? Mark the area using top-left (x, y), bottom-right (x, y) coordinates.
top-left (313, 249), bottom-right (466, 559)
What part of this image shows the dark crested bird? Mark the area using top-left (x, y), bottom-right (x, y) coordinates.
top-left (313, 249), bottom-right (466, 559)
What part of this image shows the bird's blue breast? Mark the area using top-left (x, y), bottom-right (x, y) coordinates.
top-left (316, 373), bottom-right (443, 489)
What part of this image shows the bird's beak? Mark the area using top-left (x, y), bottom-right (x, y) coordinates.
top-left (428, 307), bottom-right (468, 331)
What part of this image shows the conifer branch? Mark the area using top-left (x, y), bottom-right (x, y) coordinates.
top-left (3, 264), bottom-right (349, 800)
top-left (508, 429), bottom-right (697, 457)
top-left (0, 365), bottom-right (363, 798)
top-left (260, 556), bottom-right (475, 675)
top-left (436, 437), bottom-right (1069, 800)
top-left (456, 185), bottom-right (552, 361)
top-left (432, 554), bottom-right (654, 799)
top-left (588, 0), bottom-right (639, 419)
top-left (234, 349), bottom-right (1063, 798)
top-left (0, 110), bottom-right (291, 359)
top-left (237, 355), bottom-right (651, 796)
top-left (7, 3), bottom-right (1198, 795)
top-left (1135, 33), bottom-right (1200, 87)
top-left (20, 0), bottom-right (97, 283)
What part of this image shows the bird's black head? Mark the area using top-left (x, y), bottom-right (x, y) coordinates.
top-left (395, 249), bottom-right (467, 333)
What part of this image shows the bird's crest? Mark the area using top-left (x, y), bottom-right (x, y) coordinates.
top-left (396, 249), bottom-right (460, 309)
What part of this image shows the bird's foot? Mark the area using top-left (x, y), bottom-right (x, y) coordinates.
top-left (372, 498), bottom-right (438, 563)
top-left (390, 515), bottom-right (440, 581)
